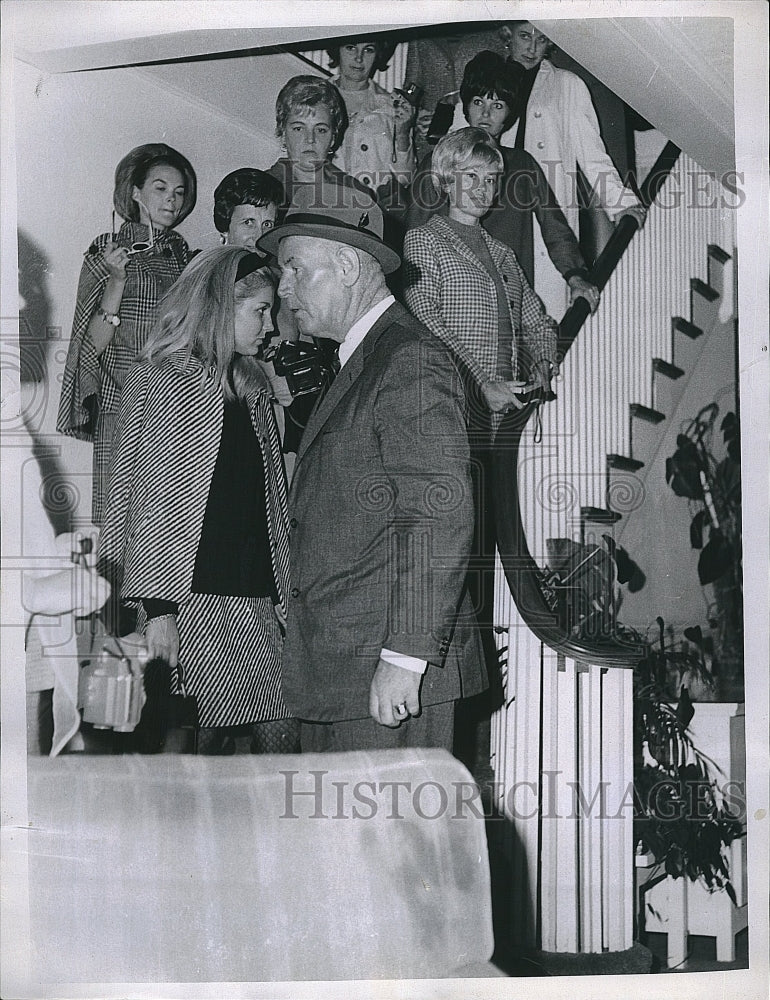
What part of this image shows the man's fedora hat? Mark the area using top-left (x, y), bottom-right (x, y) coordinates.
top-left (257, 183), bottom-right (401, 274)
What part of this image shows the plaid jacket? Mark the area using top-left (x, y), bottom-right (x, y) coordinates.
top-left (56, 222), bottom-right (189, 521)
top-left (402, 215), bottom-right (557, 387)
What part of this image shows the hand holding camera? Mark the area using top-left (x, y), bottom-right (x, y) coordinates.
top-left (266, 340), bottom-right (336, 398)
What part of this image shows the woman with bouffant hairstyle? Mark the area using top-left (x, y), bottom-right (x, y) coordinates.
top-left (99, 247), bottom-right (297, 754)
top-left (327, 38), bottom-right (416, 199)
top-left (57, 143), bottom-right (196, 524)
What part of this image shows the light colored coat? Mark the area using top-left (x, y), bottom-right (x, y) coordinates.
top-left (501, 59), bottom-right (640, 315)
top-left (332, 77), bottom-right (414, 191)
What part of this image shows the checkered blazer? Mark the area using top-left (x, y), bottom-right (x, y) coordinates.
top-left (402, 215), bottom-right (557, 387)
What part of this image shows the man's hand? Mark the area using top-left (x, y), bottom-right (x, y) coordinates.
top-left (567, 275), bottom-right (600, 314)
top-left (369, 658), bottom-right (422, 728)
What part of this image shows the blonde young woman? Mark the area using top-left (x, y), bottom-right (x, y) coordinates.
top-left (99, 247), bottom-right (297, 754)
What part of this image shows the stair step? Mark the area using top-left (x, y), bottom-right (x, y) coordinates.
top-left (607, 453), bottom-right (644, 471)
top-left (581, 506), bottom-right (622, 524)
top-left (691, 276), bottom-right (720, 302)
top-left (630, 403), bottom-right (666, 424)
top-left (672, 316), bottom-right (703, 340)
top-left (606, 456), bottom-right (646, 519)
top-left (707, 244), bottom-right (732, 302)
top-left (630, 404), bottom-right (666, 466)
top-left (652, 357), bottom-right (685, 380)
top-left (708, 244), bottom-right (731, 265)
top-left (652, 357), bottom-right (686, 416)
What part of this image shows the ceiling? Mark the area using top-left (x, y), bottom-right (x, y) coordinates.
top-left (10, 3), bottom-right (737, 176)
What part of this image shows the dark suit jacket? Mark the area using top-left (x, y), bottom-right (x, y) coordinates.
top-left (282, 302), bottom-right (486, 722)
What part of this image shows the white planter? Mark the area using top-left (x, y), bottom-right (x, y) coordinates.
top-left (638, 702), bottom-right (747, 967)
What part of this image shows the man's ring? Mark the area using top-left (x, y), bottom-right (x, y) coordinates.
top-left (395, 702), bottom-right (409, 717)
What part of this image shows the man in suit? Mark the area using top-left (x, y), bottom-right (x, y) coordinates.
top-left (258, 187), bottom-right (486, 752)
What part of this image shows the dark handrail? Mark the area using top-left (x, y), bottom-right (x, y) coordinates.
top-left (492, 142), bottom-right (681, 668)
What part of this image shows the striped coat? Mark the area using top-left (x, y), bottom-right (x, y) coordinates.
top-left (98, 352), bottom-right (292, 725)
top-left (402, 215), bottom-right (557, 389)
top-left (98, 352), bottom-right (290, 621)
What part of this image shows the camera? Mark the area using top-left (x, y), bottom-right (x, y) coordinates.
top-left (267, 340), bottom-right (334, 398)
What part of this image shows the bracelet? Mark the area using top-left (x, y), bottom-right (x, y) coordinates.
top-left (97, 307), bottom-right (121, 327)
top-left (146, 613), bottom-right (176, 625)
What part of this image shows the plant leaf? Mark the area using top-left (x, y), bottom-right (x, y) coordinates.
top-left (698, 530), bottom-right (733, 585)
top-left (690, 510), bottom-right (707, 549)
top-left (676, 687), bottom-right (695, 729)
top-left (683, 625), bottom-right (704, 650)
top-left (666, 437), bottom-right (704, 498)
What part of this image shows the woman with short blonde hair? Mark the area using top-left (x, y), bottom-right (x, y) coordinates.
top-left (404, 128), bottom-right (557, 421)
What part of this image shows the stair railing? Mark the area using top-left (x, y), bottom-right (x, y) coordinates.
top-left (493, 141), bottom-right (682, 668)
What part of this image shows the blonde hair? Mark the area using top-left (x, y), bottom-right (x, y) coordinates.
top-left (430, 127), bottom-right (504, 196)
top-left (141, 246), bottom-right (274, 401)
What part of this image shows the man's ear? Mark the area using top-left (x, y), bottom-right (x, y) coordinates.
top-left (336, 245), bottom-right (362, 287)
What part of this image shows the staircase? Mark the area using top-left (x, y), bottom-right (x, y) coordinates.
top-left (488, 150), bottom-right (738, 959)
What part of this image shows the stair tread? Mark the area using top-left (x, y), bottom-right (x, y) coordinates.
top-left (607, 453), bottom-right (645, 471)
top-left (672, 316), bottom-right (703, 339)
top-left (691, 276), bottom-right (720, 301)
top-left (630, 403), bottom-right (666, 424)
top-left (707, 244), bottom-right (731, 264)
top-left (652, 357), bottom-right (685, 379)
top-left (581, 506), bottom-right (623, 524)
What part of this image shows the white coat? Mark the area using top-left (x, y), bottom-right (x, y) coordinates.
top-left (452, 59), bottom-right (640, 316)
top-left (502, 60), bottom-right (640, 316)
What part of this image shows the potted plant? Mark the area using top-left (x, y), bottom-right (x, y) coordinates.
top-left (541, 540), bottom-right (743, 898)
top-left (665, 404), bottom-right (743, 699)
top-left (633, 617), bottom-right (743, 900)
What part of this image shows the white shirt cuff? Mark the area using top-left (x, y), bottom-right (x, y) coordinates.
top-left (380, 648), bottom-right (428, 674)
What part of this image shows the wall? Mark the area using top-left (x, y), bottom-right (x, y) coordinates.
top-left (14, 53), bottom-right (296, 525)
top-left (616, 288), bottom-right (738, 636)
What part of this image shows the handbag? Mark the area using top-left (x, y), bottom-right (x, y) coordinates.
top-left (131, 656), bottom-right (199, 754)
top-left (78, 632), bottom-right (148, 732)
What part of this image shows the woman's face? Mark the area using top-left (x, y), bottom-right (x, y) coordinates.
top-left (506, 22), bottom-right (550, 70)
top-left (447, 158), bottom-right (501, 221)
top-left (466, 94), bottom-right (511, 140)
top-left (132, 164), bottom-right (186, 230)
top-left (283, 105), bottom-right (334, 172)
top-left (233, 286), bottom-right (275, 356)
top-left (226, 203), bottom-right (277, 251)
top-left (338, 42), bottom-right (377, 85)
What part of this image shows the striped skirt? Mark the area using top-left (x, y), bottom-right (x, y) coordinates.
top-left (175, 593), bottom-right (289, 729)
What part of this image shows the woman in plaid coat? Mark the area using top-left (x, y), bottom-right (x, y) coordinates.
top-left (57, 144), bottom-right (196, 524)
top-left (403, 128), bottom-right (557, 420)
top-left (98, 248), bottom-right (295, 754)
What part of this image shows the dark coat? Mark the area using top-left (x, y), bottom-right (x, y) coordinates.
top-left (282, 302), bottom-right (486, 722)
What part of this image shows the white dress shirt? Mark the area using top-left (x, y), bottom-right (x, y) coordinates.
top-left (338, 294), bottom-right (427, 675)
